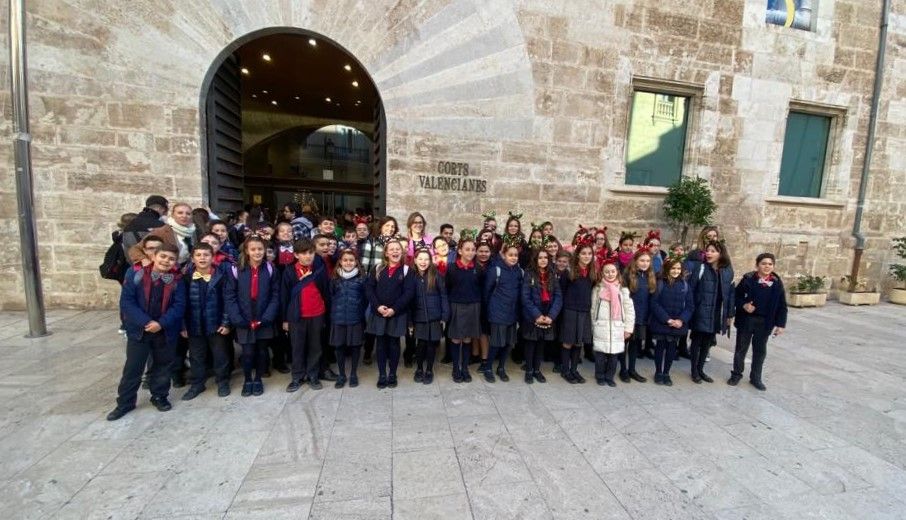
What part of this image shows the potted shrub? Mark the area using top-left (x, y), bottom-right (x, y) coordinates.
top-left (889, 237), bottom-right (906, 305)
top-left (788, 274), bottom-right (828, 308)
top-left (663, 177), bottom-right (717, 247)
top-left (837, 274), bottom-right (881, 306)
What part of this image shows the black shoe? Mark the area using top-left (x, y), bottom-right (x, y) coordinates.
top-left (286, 379), bottom-right (302, 393)
top-left (563, 371), bottom-right (576, 384)
top-left (414, 369), bottom-right (424, 383)
top-left (150, 396), bottom-right (172, 412)
top-left (483, 370), bottom-right (495, 383)
top-left (251, 381), bottom-right (262, 396)
top-left (750, 380), bottom-right (767, 391)
top-left (423, 371), bottom-right (434, 385)
top-left (363, 353), bottom-right (373, 365)
top-left (462, 370), bottom-right (472, 383)
top-left (605, 379), bottom-right (617, 387)
top-left (700, 373), bottom-right (714, 383)
top-left (241, 382), bottom-right (253, 396)
top-left (320, 368), bottom-right (338, 382)
top-left (335, 377), bottom-right (346, 389)
top-left (497, 368), bottom-right (510, 382)
top-left (534, 371), bottom-right (547, 383)
top-left (141, 377), bottom-right (150, 390)
top-left (597, 378), bottom-right (607, 386)
top-left (728, 375), bottom-right (741, 386)
top-left (388, 375), bottom-right (398, 388)
top-left (664, 375), bottom-right (673, 386)
top-left (309, 379), bottom-right (323, 390)
top-left (654, 374), bottom-right (663, 385)
top-left (692, 376), bottom-right (702, 384)
top-left (453, 372), bottom-right (463, 383)
top-left (552, 363), bottom-right (561, 373)
top-left (171, 376), bottom-right (186, 389)
top-left (349, 376), bottom-right (359, 388)
top-left (377, 377), bottom-right (388, 389)
top-left (217, 382), bottom-right (230, 397)
top-left (274, 365), bottom-right (290, 374)
top-left (525, 372), bottom-right (533, 384)
top-left (629, 371), bottom-right (647, 383)
top-left (262, 370), bottom-right (272, 378)
top-left (572, 371), bottom-right (585, 384)
top-left (521, 362), bottom-right (528, 372)
top-left (181, 386), bottom-right (204, 401)
top-left (619, 373), bottom-right (631, 383)
top-left (106, 405), bottom-right (135, 421)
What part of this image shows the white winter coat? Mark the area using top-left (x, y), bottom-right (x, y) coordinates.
top-left (591, 286), bottom-right (635, 354)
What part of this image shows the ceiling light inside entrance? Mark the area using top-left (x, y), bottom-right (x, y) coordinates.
top-left (308, 38), bottom-right (317, 46)
top-left (344, 64), bottom-right (352, 71)
top-left (325, 97), bottom-right (331, 102)
top-left (271, 100), bottom-right (278, 106)
top-left (241, 67), bottom-right (249, 75)
top-left (351, 81), bottom-right (359, 87)
top-left (294, 96), bottom-right (300, 100)
top-left (262, 53), bottom-right (271, 62)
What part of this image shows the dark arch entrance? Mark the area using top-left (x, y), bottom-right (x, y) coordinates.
top-left (199, 27), bottom-right (386, 218)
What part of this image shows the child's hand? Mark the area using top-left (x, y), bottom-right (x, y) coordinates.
top-left (217, 326), bottom-right (230, 335)
top-left (144, 321), bottom-right (161, 333)
top-left (772, 327), bottom-right (784, 337)
top-left (743, 302), bottom-right (755, 314)
top-left (282, 322), bottom-right (289, 332)
top-left (623, 331), bottom-right (632, 339)
top-left (385, 308), bottom-right (395, 317)
top-left (180, 329), bottom-right (188, 338)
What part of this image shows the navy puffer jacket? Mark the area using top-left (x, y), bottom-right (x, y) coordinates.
top-left (183, 265), bottom-right (230, 337)
top-left (330, 273), bottom-right (367, 326)
top-left (483, 260), bottom-right (524, 325)
top-left (688, 261), bottom-right (735, 334)
top-left (520, 268), bottom-right (563, 327)
top-left (625, 271), bottom-right (655, 325)
top-left (412, 273), bottom-right (450, 323)
top-left (648, 278), bottom-right (694, 337)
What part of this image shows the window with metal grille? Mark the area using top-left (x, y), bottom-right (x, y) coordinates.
top-left (625, 91), bottom-right (690, 187)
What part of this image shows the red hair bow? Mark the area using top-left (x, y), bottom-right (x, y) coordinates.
top-left (598, 250), bottom-right (619, 266)
top-left (354, 214), bottom-right (371, 225)
top-left (645, 229), bottom-right (661, 244)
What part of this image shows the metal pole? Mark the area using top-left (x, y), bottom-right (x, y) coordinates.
top-left (849, 0), bottom-right (890, 292)
top-left (8, 0), bottom-right (49, 337)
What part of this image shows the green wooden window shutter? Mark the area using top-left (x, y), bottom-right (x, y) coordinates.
top-left (625, 91), bottom-right (689, 187)
top-left (778, 112), bottom-right (830, 198)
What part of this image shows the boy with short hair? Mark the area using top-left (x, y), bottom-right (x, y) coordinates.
top-left (313, 217), bottom-right (338, 239)
top-left (181, 243), bottom-right (232, 400)
top-left (108, 244), bottom-right (187, 420)
top-left (282, 239), bottom-right (331, 391)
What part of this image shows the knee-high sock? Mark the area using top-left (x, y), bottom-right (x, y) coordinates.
top-left (560, 347), bottom-right (571, 374)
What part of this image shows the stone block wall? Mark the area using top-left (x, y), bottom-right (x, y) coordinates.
top-left (0, 0), bottom-right (904, 309)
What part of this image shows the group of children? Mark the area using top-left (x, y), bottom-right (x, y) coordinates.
top-left (107, 203), bottom-right (789, 421)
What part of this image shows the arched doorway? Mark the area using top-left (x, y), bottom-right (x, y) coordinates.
top-left (199, 28), bottom-right (386, 219)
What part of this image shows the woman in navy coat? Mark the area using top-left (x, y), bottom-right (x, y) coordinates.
top-left (225, 236), bottom-right (280, 396)
top-left (687, 240), bottom-right (734, 384)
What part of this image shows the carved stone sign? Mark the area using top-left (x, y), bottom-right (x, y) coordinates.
top-left (418, 161), bottom-right (488, 192)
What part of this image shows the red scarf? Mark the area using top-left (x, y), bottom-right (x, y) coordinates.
top-left (250, 265), bottom-right (260, 301)
top-left (539, 270), bottom-right (551, 303)
top-left (278, 242), bottom-right (295, 266)
top-left (435, 259), bottom-right (448, 276)
top-left (757, 273), bottom-right (775, 286)
top-left (295, 263), bottom-right (312, 280)
top-left (579, 266), bottom-right (589, 279)
top-left (456, 258), bottom-right (474, 270)
top-left (387, 263), bottom-right (401, 278)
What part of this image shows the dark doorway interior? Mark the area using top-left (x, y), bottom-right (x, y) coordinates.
top-left (203, 30), bottom-right (385, 220)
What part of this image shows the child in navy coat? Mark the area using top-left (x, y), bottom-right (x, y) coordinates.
top-left (520, 249), bottom-right (562, 384)
top-left (225, 236), bottom-right (280, 397)
top-left (365, 240), bottom-right (416, 388)
top-left (181, 243), bottom-right (232, 399)
top-left (329, 249), bottom-right (367, 388)
top-left (282, 238), bottom-right (331, 391)
top-left (622, 248), bottom-right (656, 383)
top-left (687, 240), bottom-right (735, 384)
top-left (648, 257), bottom-right (694, 386)
top-left (411, 248), bottom-right (449, 384)
top-left (445, 238), bottom-right (481, 383)
top-left (108, 243), bottom-right (186, 421)
top-left (729, 253), bottom-right (787, 391)
top-left (482, 244), bottom-right (524, 382)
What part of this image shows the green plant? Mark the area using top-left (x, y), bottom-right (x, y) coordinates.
top-left (889, 237), bottom-right (906, 287)
top-left (663, 177), bottom-right (717, 247)
top-left (791, 274), bottom-right (827, 294)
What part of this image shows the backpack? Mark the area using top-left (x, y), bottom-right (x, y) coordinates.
top-left (99, 234), bottom-right (128, 281)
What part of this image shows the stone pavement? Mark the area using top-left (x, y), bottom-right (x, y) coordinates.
top-left (0, 303), bottom-right (904, 519)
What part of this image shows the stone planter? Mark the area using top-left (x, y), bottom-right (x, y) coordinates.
top-left (788, 292), bottom-right (828, 308)
top-left (838, 291), bottom-right (881, 306)
top-left (890, 288), bottom-right (906, 305)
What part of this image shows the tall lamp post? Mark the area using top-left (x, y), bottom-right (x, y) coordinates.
top-left (8, 0), bottom-right (48, 337)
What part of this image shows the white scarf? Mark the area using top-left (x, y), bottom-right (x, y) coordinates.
top-left (166, 217), bottom-right (196, 263)
top-left (340, 268), bottom-right (359, 280)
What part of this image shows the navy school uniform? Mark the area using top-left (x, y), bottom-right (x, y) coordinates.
top-left (558, 271), bottom-right (594, 346)
top-left (412, 272), bottom-right (450, 342)
top-left (648, 278), bottom-right (694, 377)
top-left (281, 262), bottom-right (331, 383)
top-left (224, 262), bottom-right (280, 382)
top-left (445, 260), bottom-right (483, 340)
top-left (330, 272), bottom-right (368, 346)
top-left (687, 260), bottom-right (735, 379)
top-left (182, 265), bottom-right (231, 390)
top-left (116, 267), bottom-right (187, 409)
top-left (521, 268), bottom-right (563, 374)
top-left (365, 264), bottom-right (416, 381)
top-left (483, 261), bottom-right (524, 349)
top-left (732, 271), bottom-right (788, 385)
top-left (622, 271), bottom-right (654, 376)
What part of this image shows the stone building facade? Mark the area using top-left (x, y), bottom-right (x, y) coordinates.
top-left (0, 0), bottom-right (904, 309)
